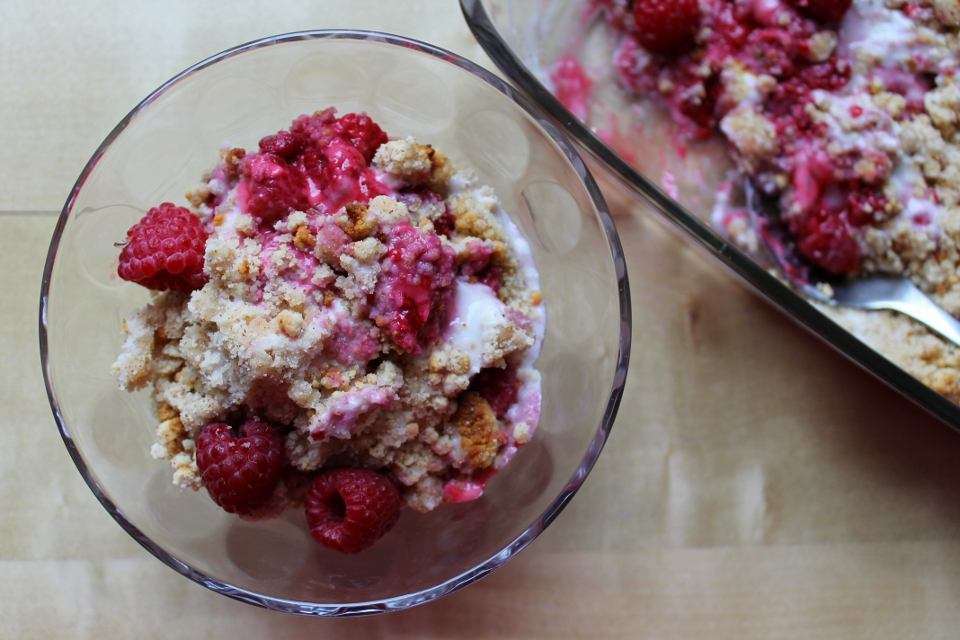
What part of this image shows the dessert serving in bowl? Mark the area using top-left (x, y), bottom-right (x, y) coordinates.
top-left (40, 31), bottom-right (630, 615)
top-left (462, 0), bottom-right (960, 430)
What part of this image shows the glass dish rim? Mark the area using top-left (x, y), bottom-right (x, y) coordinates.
top-left (459, 0), bottom-right (960, 432)
top-left (37, 29), bottom-right (632, 616)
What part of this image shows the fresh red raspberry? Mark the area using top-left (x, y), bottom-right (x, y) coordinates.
top-left (195, 418), bottom-right (286, 515)
top-left (786, 0), bottom-right (852, 23)
top-left (332, 112), bottom-right (389, 163)
top-left (117, 203), bottom-right (208, 294)
top-left (305, 468), bottom-right (401, 553)
top-left (633, 0), bottom-right (700, 54)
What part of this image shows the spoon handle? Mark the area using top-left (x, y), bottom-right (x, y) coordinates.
top-left (888, 281), bottom-right (960, 348)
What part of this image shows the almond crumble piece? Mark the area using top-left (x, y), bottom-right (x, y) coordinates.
top-left (451, 393), bottom-right (501, 469)
top-left (373, 137), bottom-right (435, 186)
top-left (339, 202), bottom-right (377, 240)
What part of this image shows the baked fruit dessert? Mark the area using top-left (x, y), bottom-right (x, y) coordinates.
top-left (555, 0), bottom-right (960, 403)
top-left (112, 108), bottom-right (545, 552)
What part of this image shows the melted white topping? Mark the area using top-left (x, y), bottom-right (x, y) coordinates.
top-left (443, 280), bottom-right (508, 377)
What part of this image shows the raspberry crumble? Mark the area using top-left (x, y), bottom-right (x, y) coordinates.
top-left (112, 109), bottom-right (545, 551)
top-left (555, 0), bottom-right (960, 403)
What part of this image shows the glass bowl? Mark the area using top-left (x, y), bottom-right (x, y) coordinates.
top-left (39, 31), bottom-right (631, 615)
top-left (461, 0), bottom-right (960, 431)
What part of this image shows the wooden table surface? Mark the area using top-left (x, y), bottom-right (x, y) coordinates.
top-left (4, 1), bottom-right (960, 637)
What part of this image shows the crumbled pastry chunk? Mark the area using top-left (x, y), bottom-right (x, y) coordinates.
top-left (373, 137), bottom-right (434, 186)
top-left (367, 195), bottom-right (409, 229)
top-left (512, 421), bottom-right (532, 445)
top-left (924, 80), bottom-right (960, 140)
top-left (338, 202), bottom-right (377, 240)
top-left (403, 475), bottom-right (444, 513)
top-left (185, 183), bottom-right (212, 209)
top-left (934, 0), bottom-right (960, 26)
top-left (220, 147), bottom-right (246, 181)
top-left (450, 392), bottom-right (501, 469)
top-left (450, 186), bottom-right (508, 244)
top-left (718, 61), bottom-right (775, 110)
top-left (806, 31), bottom-right (838, 63)
top-left (720, 105), bottom-right (778, 166)
top-left (425, 147), bottom-right (455, 195)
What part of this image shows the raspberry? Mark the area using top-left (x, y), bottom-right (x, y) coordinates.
top-left (240, 153), bottom-right (310, 223)
top-left (472, 367), bottom-right (520, 419)
top-left (117, 203), bottom-right (208, 294)
top-left (371, 223), bottom-right (457, 354)
top-left (258, 130), bottom-right (305, 160)
top-left (798, 58), bottom-right (851, 92)
top-left (433, 206), bottom-right (457, 238)
top-left (633, 0), bottom-right (700, 54)
top-left (195, 418), bottom-right (286, 515)
top-left (471, 265), bottom-right (501, 294)
top-left (321, 141), bottom-right (371, 212)
top-left (790, 206), bottom-right (861, 275)
top-left (847, 183), bottom-right (891, 226)
top-left (331, 113), bottom-right (389, 163)
top-left (786, 0), bottom-right (852, 23)
top-left (305, 468), bottom-right (401, 553)
top-left (744, 28), bottom-right (799, 79)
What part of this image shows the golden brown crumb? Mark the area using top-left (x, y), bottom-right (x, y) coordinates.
top-left (425, 148), bottom-right (454, 195)
top-left (185, 184), bottom-right (213, 208)
top-left (156, 400), bottom-right (178, 422)
top-left (294, 224), bottom-right (315, 251)
top-left (451, 392), bottom-right (501, 469)
top-left (213, 213), bottom-right (225, 226)
top-left (155, 416), bottom-right (186, 453)
top-left (220, 147), bottom-right (246, 181)
top-left (450, 188), bottom-right (507, 244)
top-left (277, 310), bottom-right (304, 338)
top-left (428, 348), bottom-right (471, 376)
top-left (934, 0), bottom-right (960, 26)
top-left (339, 202), bottom-right (378, 240)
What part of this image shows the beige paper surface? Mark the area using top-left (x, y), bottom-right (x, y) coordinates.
top-left (4, 1), bottom-right (960, 637)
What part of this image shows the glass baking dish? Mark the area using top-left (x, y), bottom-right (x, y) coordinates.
top-left (460, 0), bottom-right (960, 431)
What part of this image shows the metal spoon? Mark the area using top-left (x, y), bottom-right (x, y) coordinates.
top-left (745, 181), bottom-right (960, 347)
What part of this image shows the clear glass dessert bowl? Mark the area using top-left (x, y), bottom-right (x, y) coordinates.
top-left (39, 31), bottom-right (630, 615)
top-left (460, 0), bottom-right (960, 431)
